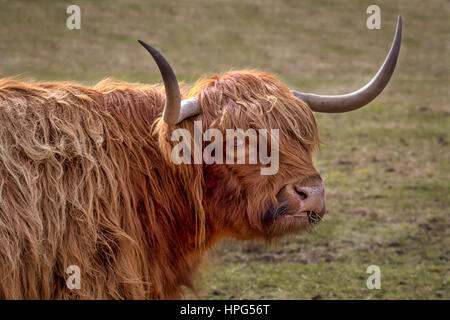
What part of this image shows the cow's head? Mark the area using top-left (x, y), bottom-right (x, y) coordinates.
top-left (139, 17), bottom-right (401, 241)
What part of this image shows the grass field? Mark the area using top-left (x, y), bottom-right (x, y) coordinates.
top-left (0, 0), bottom-right (448, 299)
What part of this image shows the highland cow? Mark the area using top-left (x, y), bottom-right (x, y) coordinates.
top-left (0, 18), bottom-right (401, 299)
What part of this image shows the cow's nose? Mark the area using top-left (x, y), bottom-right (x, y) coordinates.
top-left (294, 184), bottom-right (326, 216)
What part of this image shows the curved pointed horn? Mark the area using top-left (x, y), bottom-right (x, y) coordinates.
top-left (138, 41), bottom-right (201, 124)
top-left (292, 16), bottom-right (402, 113)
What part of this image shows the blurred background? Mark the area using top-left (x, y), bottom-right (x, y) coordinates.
top-left (0, 0), bottom-right (448, 299)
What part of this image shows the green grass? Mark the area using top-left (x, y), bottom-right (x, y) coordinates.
top-left (0, 0), bottom-right (448, 299)
top-left (196, 262), bottom-right (447, 299)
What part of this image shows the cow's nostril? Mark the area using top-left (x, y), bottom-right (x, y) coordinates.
top-left (295, 190), bottom-right (308, 201)
top-left (294, 184), bottom-right (325, 216)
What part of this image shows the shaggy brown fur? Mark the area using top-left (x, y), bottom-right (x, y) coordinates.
top-left (0, 70), bottom-right (319, 299)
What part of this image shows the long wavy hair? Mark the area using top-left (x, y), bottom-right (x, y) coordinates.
top-left (0, 70), bottom-right (318, 299)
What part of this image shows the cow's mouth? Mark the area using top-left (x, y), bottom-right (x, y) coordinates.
top-left (306, 210), bottom-right (323, 225)
top-left (262, 191), bottom-right (326, 238)
top-left (281, 210), bottom-right (323, 225)
top-left (263, 205), bottom-right (324, 238)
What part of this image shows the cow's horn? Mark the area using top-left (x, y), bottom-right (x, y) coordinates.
top-left (291, 16), bottom-right (402, 113)
top-left (138, 41), bottom-right (202, 124)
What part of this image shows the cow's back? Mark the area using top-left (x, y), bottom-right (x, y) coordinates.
top-left (0, 79), bottom-right (164, 299)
